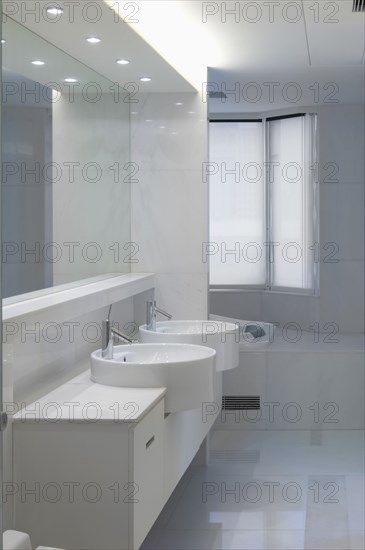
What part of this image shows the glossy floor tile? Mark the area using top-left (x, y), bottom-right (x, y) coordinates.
top-left (142, 430), bottom-right (364, 550)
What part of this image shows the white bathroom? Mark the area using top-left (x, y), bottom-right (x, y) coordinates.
top-left (1, 1), bottom-right (364, 549)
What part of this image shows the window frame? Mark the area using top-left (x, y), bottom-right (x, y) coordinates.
top-left (209, 112), bottom-right (319, 296)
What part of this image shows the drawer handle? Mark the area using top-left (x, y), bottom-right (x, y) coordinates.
top-left (145, 435), bottom-right (155, 449)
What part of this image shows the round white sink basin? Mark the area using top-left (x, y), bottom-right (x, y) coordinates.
top-left (139, 320), bottom-right (239, 371)
top-left (90, 343), bottom-right (216, 413)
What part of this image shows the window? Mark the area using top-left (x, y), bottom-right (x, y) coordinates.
top-left (209, 114), bottom-right (318, 293)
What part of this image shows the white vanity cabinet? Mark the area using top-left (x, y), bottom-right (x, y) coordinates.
top-left (12, 370), bottom-right (220, 550)
top-left (13, 395), bottom-right (165, 550)
top-left (131, 399), bottom-right (164, 549)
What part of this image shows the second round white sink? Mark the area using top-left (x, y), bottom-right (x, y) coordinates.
top-left (139, 320), bottom-right (239, 371)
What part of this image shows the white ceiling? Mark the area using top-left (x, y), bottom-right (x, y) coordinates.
top-left (2, 0), bottom-right (195, 93)
top-left (204, 0), bottom-right (365, 112)
top-left (114, 0), bottom-right (364, 112)
top-left (181, 0), bottom-right (365, 70)
top-left (3, 0), bottom-right (364, 110)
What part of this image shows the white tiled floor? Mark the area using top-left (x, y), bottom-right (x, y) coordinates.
top-left (142, 430), bottom-right (365, 550)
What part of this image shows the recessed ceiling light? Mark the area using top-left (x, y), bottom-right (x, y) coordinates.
top-left (46, 7), bottom-right (63, 15)
top-left (175, 102), bottom-right (183, 106)
top-left (140, 77), bottom-right (151, 82)
top-left (116, 59), bottom-right (130, 65)
top-left (159, 126), bottom-right (166, 129)
top-left (145, 119), bottom-right (153, 122)
top-left (131, 111), bottom-right (138, 115)
top-left (64, 78), bottom-right (78, 83)
top-left (32, 60), bottom-right (45, 66)
top-left (86, 37), bottom-right (101, 44)
top-left (188, 111), bottom-right (195, 114)
top-left (1, 39), bottom-right (5, 44)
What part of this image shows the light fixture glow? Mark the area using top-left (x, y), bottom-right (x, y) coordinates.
top-left (1, 39), bottom-right (6, 44)
top-left (159, 126), bottom-right (166, 129)
top-left (175, 102), bottom-right (183, 106)
top-left (105, 0), bottom-right (222, 90)
top-left (131, 111), bottom-right (138, 115)
top-left (145, 119), bottom-right (153, 122)
top-left (32, 60), bottom-right (45, 66)
top-left (46, 7), bottom-right (63, 15)
top-left (140, 77), bottom-right (151, 82)
top-left (86, 37), bottom-right (101, 44)
top-left (64, 78), bottom-right (78, 83)
top-left (116, 59), bottom-right (130, 65)
top-left (188, 111), bottom-right (195, 114)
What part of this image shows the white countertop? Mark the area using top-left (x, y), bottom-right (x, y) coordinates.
top-left (13, 371), bottom-right (166, 424)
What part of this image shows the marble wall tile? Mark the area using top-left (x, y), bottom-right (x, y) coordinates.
top-left (261, 293), bottom-right (320, 329)
top-left (131, 91), bottom-right (209, 320)
top-left (153, 273), bottom-right (208, 320)
top-left (319, 104), bottom-right (365, 185)
top-left (210, 291), bottom-right (263, 322)
top-left (320, 183), bottom-right (365, 262)
top-left (131, 169), bottom-right (208, 273)
top-left (131, 93), bottom-right (207, 171)
top-left (320, 260), bottom-right (364, 332)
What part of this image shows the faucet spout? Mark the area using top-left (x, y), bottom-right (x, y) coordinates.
top-left (111, 327), bottom-right (133, 344)
top-left (101, 319), bottom-right (134, 359)
top-left (146, 300), bottom-right (172, 331)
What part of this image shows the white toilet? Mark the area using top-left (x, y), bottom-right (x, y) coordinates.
top-left (3, 530), bottom-right (64, 550)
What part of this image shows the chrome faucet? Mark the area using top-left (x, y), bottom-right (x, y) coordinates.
top-left (101, 319), bottom-right (134, 359)
top-left (146, 300), bottom-right (172, 331)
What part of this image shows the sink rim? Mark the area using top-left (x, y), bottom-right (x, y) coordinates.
top-left (139, 319), bottom-right (239, 336)
top-left (91, 342), bottom-right (216, 366)
top-left (90, 343), bottom-right (217, 412)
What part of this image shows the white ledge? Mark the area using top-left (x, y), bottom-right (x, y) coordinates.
top-left (12, 371), bottom-right (166, 424)
top-left (2, 273), bottom-right (155, 322)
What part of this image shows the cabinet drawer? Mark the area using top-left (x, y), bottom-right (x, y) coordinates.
top-left (130, 399), bottom-right (164, 549)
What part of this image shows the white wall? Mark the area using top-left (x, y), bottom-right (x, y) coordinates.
top-left (211, 103), bottom-right (365, 333)
top-left (318, 103), bottom-right (364, 333)
top-left (214, 343), bottom-right (365, 432)
top-left (131, 92), bottom-right (209, 319)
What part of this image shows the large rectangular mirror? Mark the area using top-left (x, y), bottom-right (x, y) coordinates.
top-left (2, 17), bottom-right (131, 299)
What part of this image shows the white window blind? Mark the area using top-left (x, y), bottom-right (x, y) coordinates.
top-left (209, 121), bottom-right (265, 285)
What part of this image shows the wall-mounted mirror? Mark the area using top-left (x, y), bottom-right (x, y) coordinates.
top-left (2, 17), bottom-right (131, 299)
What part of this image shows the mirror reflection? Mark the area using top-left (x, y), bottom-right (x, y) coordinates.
top-left (2, 17), bottom-right (131, 299)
